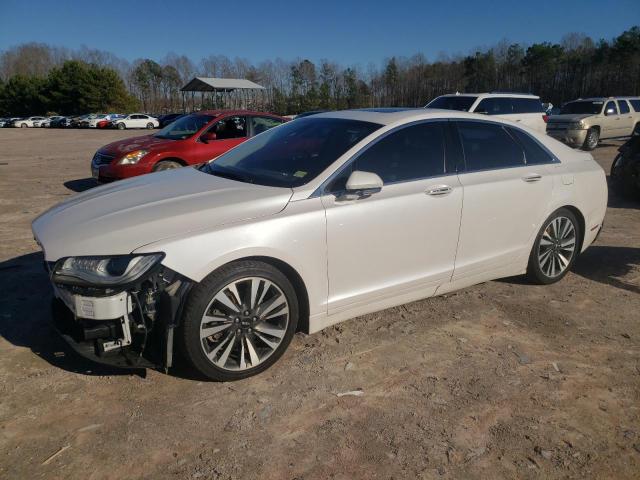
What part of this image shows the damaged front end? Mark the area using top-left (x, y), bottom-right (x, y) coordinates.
top-left (48, 253), bottom-right (192, 370)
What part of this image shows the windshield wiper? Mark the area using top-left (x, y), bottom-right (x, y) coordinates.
top-left (210, 168), bottom-right (253, 184)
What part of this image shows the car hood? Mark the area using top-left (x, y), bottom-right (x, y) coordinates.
top-left (32, 168), bottom-right (293, 261)
top-left (547, 114), bottom-right (593, 123)
top-left (99, 135), bottom-right (179, 157)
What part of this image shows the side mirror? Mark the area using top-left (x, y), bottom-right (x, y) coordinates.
top-left (339, 170), bottom-right (383, 200)
top-left (201, 131), bottom-right (217, 143)
top-left (605, 108), bottom-right (616, 116)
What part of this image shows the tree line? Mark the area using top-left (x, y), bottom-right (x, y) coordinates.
top-left (0, 26), bottom-right (638, 117)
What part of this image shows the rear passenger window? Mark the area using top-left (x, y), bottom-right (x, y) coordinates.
top-left (457, 121), bottom-right (524, 171)
top-left (474, 98), bottom-right (513, 115)
top-left (508, 128), bottom-right (554, 165)
top-left (512, 98), bottom-right (545, 113)
top-left (629, 99), bottom-right (640, 112)
top-left (618, 100), bottom-right (630, 114)
top-left (354, 122), bottom-right (446, 184)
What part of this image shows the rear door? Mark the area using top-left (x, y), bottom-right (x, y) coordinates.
top-left (452, 120), bottom-right (554, 282)
top-left (510, 97), bottom-right (546, 133)
top-left (601, 100), bottom-right (620, 139)
top-left (249, 116), bottom-right (285, 137)
top-left (616, 100), bottom-right (634, 136)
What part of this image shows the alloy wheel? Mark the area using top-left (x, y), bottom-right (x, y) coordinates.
top-left (199, 276), bottom-right (289, 371)
top-left (586, 130), bottom-right (598, 150)
top-left (537, 216), bottom-right (576, 278)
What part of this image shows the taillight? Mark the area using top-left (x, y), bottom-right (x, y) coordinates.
top-left (543, 115), bottom-right (549, 123)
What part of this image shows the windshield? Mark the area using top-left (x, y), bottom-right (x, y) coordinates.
top-left (154, 114), bottom-right (215, 140)
top-left (201, 117), bottom-right (382, 188)
top-left (560, 101), bottom-right (603, 115)
top-left (426, 96), bottom-right (477, 111)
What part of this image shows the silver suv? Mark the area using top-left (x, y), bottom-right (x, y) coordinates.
top-left (546, 97), bottom-right (640, 150)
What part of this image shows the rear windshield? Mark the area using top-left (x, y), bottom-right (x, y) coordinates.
top-left (560, 101), bottom-right (603, 115)
top-left (154, 114), bottom-right (215, 140)
top-left (202, 117), bottom-right (382, 188)
top-left (511, 98), bottom-right (544, 113)
top-left (426, 96), bottom-right (477, 112)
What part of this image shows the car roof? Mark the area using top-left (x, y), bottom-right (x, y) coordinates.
top-left (436, 92), bottom-right (539, 99)
top-left (310, 108), bottom-right (498, 126)
top-left (192, 109), bottom-right (283, 117)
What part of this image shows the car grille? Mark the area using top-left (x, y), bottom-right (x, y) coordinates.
top-left (93, 152), bottom-right (115, 165)
top-left (547, 122), bottom-right (570, 131)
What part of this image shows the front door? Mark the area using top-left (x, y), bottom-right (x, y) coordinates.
top-left (195, 115), bottom-right (248, 163)
top-left (321, 121), bottom-right (463, 315)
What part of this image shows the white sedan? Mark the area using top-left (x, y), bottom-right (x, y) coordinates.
top-left (13, 116), bottom-right (46, 127)
top-left (32, 109), bottom-right (607, 381)
top-left (114, 113), bottom-right (159, 130)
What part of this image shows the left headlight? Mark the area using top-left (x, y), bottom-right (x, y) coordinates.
top-left (117, 149), bottom-right (149, 165)
top-left (52, 253), bottom-right (164, 287)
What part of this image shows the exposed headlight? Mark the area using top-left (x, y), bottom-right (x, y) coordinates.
top-left (118, 149), bottom-right (149, 165)
top-left (52, 253), bottom-right (164, 287)
top-left (568, 121), bottom-right (585, 130)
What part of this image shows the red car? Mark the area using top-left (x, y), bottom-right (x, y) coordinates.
top-left (91, 110), bottom-right (287, 182)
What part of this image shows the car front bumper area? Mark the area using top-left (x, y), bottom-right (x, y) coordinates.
top-left (50, 267), bottom-right (192, 370)
top-left (547, 128), bottom-right (588, 147)
top-left (92, 161), bottom-right (152, 182)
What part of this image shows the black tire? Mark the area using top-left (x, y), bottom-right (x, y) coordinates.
top-left (611, 153), bottom-right (640, 199)
top-left (582, 127), bottom-right (599, 151)
top-left (179, 260), bottom-right (299, 381)
top-left (117, 122), bottom-right (126, 130)
top-left (146, 122), bottom-right (154, 129)
top-left (153, 160), bottom-right (182, 172)
top-left (20, 123), bottom-right (27, 128)
top-left (527, 208), bottom-right (581, 285)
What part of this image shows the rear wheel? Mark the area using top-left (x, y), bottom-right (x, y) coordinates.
top-left (582, 127), bottom-right (599, 151)
top-left (180, 260), bottom-right (298, 381)
top-left (117, 122), bottom-right (126, 130)
top-left (146, 122), bottom-right (154, 129)
top-left (527, 208), bottom-right (580, 284)
top-left (153, 160), bottom-right (182, 172)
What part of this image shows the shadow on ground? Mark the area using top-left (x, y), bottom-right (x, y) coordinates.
top-left (64, 178), bottom-right (97, 193)
top-left (573, 245), bottom-right (640, 294)
top-left (0, 252), bottom-right (143, 377)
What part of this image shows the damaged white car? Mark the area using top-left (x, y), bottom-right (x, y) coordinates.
top-left (32, 109), bottom-right (607, 381)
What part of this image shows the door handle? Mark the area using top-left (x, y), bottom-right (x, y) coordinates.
top-left (522, 173), bottom-right (542, 183)
top-left (426, 185), bottom-right (452, 196)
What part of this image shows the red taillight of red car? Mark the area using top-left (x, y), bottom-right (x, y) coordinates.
top-left (542, 114), bottom-right (549, 123)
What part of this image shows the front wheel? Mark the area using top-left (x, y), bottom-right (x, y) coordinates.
top-left (582, 128), bottom-right (599, 151)
top-left (179, 260), bottom-right (299, 381)
top-left (20, 123), bottom-right (27, 128)
top-left (117, 122), bottom-right (126, 130)
top-left (527, 208), bottom-right (580, 284)
top-left (153, 160), bottom-right (182, 172)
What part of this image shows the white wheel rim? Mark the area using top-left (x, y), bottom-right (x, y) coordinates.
top-left (199, 277), bottom-right (289, 371)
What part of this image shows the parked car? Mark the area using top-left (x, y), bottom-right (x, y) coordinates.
top-left (3, 117), bottom-right (21, 127)
top-left (610, 131), bottom-right (640, 199)
top-left (0, 118), bottom-right (9, 128)
top-left (69, 114), bottom-right (92, 128)
top-left (158, 113), bottom-right (185, 128)
top-left (50, 116), bottom-right (71, 128)
top-left (546, 97), bottom-right (640, 150)
top-left (40, 116), bottom-right (65, 127)
top-left (425, 92), bottom-right (548, 133)
top-left (91, 110), bottom-right (287, 182)
top-left (85, 114), bottom-right (111, 128)
top-left (113, 113), bottom-right (159, 130)
top-left (12, 116), bottom-right (46, 128)
top-left (34, 109), bottom-right (607, 380)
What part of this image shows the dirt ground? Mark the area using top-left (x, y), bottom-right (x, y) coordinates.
top-left (0, 128), bottom-right (638, 480)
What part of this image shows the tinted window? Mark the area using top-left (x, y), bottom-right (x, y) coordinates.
top-left (354, 122), bottom-right (446, 184)
top-left (214, 116), bottom-right (247, 139)
top-left (618, 100), bottom-right (630, 114)
top-left (629, 99), bottom-right (640, 112)
top-left (512, 98), bottom-right (544, 113)
top-left (560, 101), bottom-right (603, 115)
top-left (474, 98), bottom-right (513, 115)
top-left (426, 96), bottom-right (477, 112)
top-left (508, 128), bottom-right (554, 165)
top-left (457, 121), bottom-right (524, 171)
top-left (204, 118), bottom-right (381, 188)
top-left (251, 116), bottom-right (284, 136)
top-left (605, 101), bottom-right (618, 115)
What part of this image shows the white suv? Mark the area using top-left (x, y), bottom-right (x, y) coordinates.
top-left (426, 93), bottom-right (548, 133)
top-left (114, 114), bottom-right (159, 130)
top-left (12, 116), bottom-right (47, 128)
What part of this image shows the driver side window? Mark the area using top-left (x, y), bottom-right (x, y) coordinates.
top-left (213, 116), bottom-right (247, 139)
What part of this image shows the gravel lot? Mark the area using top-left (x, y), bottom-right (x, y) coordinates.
top-left (0, 128), bottom-right (639, 479)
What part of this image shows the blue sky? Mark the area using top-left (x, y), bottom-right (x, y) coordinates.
top-left (1, 0), bottom-right (638, 66)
